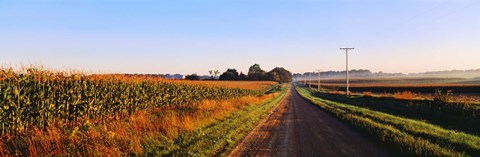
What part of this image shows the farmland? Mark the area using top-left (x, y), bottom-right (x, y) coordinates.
top-left (169, 80), bottom-right (277, 90)
top-left (296, 86), bottom-right (480, 156)
top-left (300, 77), bottom-right (480, 102)
top-left (2, 68), bottom-right (479, 156)
top-left (0, 68), bottom-right (286, 156)
top-left (295, 76), bottom-right (480, 156)
top-left (3, 0), bottom-right (480, 156)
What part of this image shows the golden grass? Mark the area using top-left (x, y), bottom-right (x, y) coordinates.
top-left (363, 91), bottom-right (373, 97)
top-left (2, 67), bottom-right (276, 90)
top-left (0, 93), bottom-right (278, 156)
top-left (88, 74), bottom-right (276, 90)
top-left (169, 80), bottom-right (277, 90)
top-left (393, 91), bottom-right (417, 100)
top-left (328, 91), bottom-right (345, 95)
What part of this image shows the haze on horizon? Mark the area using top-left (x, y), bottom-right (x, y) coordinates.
top-left (1, 0), bottom-right (479, 75)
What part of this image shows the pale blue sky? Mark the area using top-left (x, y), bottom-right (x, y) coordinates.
top-left (1, 0), bottom-right (479, 75)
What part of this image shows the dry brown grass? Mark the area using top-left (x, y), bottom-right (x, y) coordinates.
top-left (173, 80), bottom-right (277, 90)
top-left (328, 91), bottom-right (347, 95)
top-left (416, 94), bottom-right (480, 103)
top-left (393, 91), bottom-right (417, 100)
top-left (0, 93), bottom-right (277, 156)
top-left (363, 92), bottom-right (373, 97)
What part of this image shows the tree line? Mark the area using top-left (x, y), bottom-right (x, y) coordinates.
top-left (219, 64), bottom-right (292, 83)
top-left (185, 64), bottom-right (292, 83)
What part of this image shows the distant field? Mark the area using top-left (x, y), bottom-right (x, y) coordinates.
top-left (301, 77), bottom-right (477, 84)
top-left (300, 77), bottom-right (480, 94)
top-left (89, 74), bottom-right (277, 90)
top-left (173, 80), bottom-right (278, 90)
top-left (321, 83), bottom-right (480, 94)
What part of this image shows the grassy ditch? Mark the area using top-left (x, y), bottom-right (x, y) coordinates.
top-left (296, 86), bottom-right (480, 157)
top-left (145, 85), bottom-right (288, 156)
top-left (308, 90), bottom-right (480, 136)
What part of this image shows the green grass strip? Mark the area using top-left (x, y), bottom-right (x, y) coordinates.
top-left (296, 86), bottom-right (478, 157)
top-left (143, 86), bottom-right (288, 156)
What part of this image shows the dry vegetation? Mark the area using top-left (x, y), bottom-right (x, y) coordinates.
top-left (297, 86), bottom-right (480, 157)
top-left (305, 80), bottom-right (480, 102)
top-left (303, 77), bottom-right (468, 84)
top-left (0, 93), bottom-right (278, 156)
top-left (171, 80), bottom-right (277, 90)
top-left (0, 67), bottom-right (284, 156)
top-left (392, 91), bottom-right (417, 100)
top-left (90, 74), bottom-right (277, 90)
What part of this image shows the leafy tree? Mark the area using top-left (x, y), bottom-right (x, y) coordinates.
top-left (268, 70), bottom-right (281, 82)
top-left (268, 67), bottom-right (292, 83)
top-left (216, 64), bottom-right (293, 83)
top-left (185, 74), bottom-right (200, 80)
top-left (248, 64), bottom-right (268, 80)
top-left (219, 68), bottom-right (240, 80)
top-left (239, 72), bottom-right (248, 80)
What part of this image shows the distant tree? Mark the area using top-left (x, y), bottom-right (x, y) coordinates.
top-left (208, 70), bottom-right (214, 78)
top-left (216, 64), bottom-right (293, 83)
top-left (239, 72), bottom-right (248, 80)
top-left (268, 70), bottom-right (281, 82)
top-left (219, 68), bottom-right (240, 80)
top-left (248, 64), bottom-right (268, 80)
top-left (268, 67), bottom-right (292, 83)
top-left (185, 74), bottom-right (200, 80)
top-left (214, 70), bottom-right (220, 78)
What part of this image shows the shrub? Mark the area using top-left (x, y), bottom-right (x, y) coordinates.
top-left (433, 89), bottom-right (453, 104)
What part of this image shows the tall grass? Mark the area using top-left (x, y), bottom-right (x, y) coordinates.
top-left (393, 91), bottom-right (416, 100)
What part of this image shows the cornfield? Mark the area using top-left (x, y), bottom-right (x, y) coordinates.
top-left (0, 68), bottom-right (265, 136)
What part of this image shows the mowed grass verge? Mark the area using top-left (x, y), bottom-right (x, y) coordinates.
top-left (295, 86), bottom-right (480, 157)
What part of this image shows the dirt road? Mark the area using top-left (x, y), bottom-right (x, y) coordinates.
top-left (229, 87), bottom-right (390, 157)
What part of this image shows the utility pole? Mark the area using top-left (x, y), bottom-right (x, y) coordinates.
top-left (340, 48), bottom-right (354, 95)
top-left (315, 69), bottom-right (321, 91)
